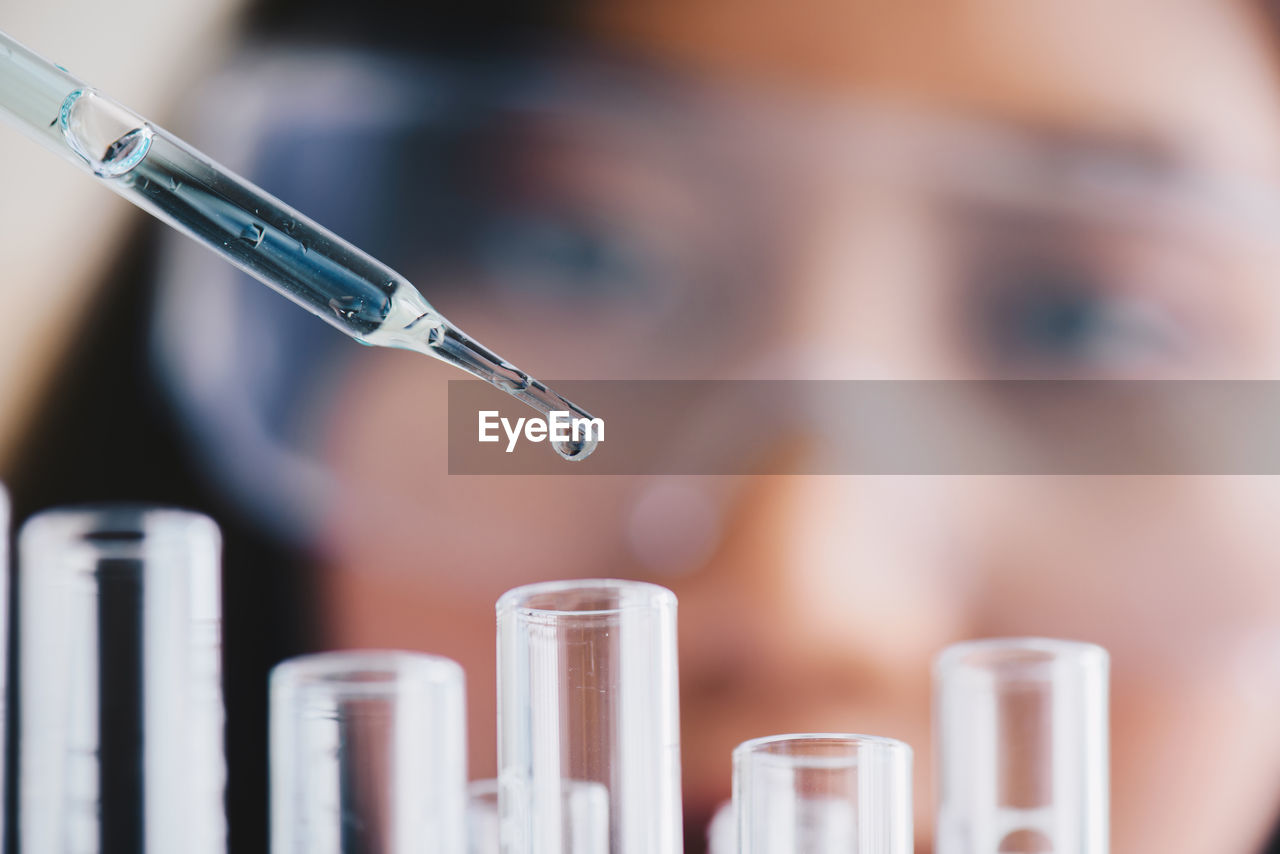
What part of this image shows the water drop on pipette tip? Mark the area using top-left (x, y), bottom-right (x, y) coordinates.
top-left (554, 434), bottom-right (599, 462)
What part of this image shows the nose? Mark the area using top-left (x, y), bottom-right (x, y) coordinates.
top-left (664, 188), bottom-right (980, 843)
top-left (677, 473), bottom-right (970, 708)
top-left (672, 471), bottom-right (974, 846)
top-left (673, 179), bottom-right (981, 690)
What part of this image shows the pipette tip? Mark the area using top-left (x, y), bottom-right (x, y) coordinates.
top-left (421, 318), bottom-right (600, 462)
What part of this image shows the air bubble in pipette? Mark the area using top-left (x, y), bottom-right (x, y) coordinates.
top-left (59, 89), bottom-right (152, 177)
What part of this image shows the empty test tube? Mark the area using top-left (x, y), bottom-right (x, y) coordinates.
top-left (934, 638), bottom-right (1109, 854)
top-left (469, 779), bottom-right (608, 854)
top-left (469, 780), bottom-right (503, 854)
top-left (497, 580), bottom-right (682, 854)
top-left (0, 484), bottom-right (8, 839)
top-left (17, 505), bottom-right (225, 854)
top-left (270, 650), bottom-right (467, 854)
top-left (733, 734), bottom-right (913, 854)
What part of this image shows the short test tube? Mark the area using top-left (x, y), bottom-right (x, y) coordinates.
top-left (270, 650), bottom-right (467, 854)
top-left (17, 505), bottom-right (225, 854)
top-left (934, 638), bottom-right (1109, 854)
top-left (733, 734), bottom-right (913, 854)
top-left (497, 580), bottom-right (682, 854)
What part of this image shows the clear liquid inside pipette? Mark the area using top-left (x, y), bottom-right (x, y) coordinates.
top-left (59, 88), bottom-right (597, 460)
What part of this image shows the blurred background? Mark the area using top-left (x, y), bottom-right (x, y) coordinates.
top-left (6, 1), bottom-right (1280, 853)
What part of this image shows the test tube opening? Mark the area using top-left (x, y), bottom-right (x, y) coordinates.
top-left (498, 578), bottom-right (676, 619)
top-left (733, 734), bottom-right (913, 854)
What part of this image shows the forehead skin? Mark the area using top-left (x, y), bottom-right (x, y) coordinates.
top-left (590, 0), bottom-right (1280, 181)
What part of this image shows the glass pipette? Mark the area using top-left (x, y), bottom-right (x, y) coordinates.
top-left (0, 29), bottom-right (597, 460)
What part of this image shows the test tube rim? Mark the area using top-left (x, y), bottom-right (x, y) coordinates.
top-left (19, 501), bottom-right (216, 531)
top-left (19, 502), bottom-right (220, 559)
top-left (496, 577), bottom-right (677, 620)
top-left (733, 732), bottom-right (913, 769)
top-left (933, 636), bottom-right (1108, 680)
top-left (271, 648), bottom-right (465, 697)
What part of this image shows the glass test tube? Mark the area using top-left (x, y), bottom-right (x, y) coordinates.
top-left (270, 650), bottom-right (467, 854)
top-left (934, 638), bottom-right (1109, 854)
top-left (469, 780), bottom-right (503, 854)
top-left (705, 801), bottom-right (737, 854)
top-left (0, 484), bottom-right (9, 841)
top-left (17, 505), bottom-right (225, 854)
top-left (733, 734), bottom-right (913, 854)
top-left (469, 779), bottom-right (609, 854)
top-left (497, 580), bottom-right (681, 854)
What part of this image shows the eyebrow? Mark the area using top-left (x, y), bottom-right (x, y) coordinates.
top-left (1015, 123), bottom-right (1194, 183)
top-left (928, 112), bottom-right (1231, 219)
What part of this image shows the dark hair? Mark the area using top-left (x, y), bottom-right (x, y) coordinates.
top-left (242, 0), bottom-right (584, 52)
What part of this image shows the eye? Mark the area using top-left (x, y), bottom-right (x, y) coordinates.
top-left (969, 255), bottom-right (1189, 376)
top-left (466, 208), bottom-right (662, 302)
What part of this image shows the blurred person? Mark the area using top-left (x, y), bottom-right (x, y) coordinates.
top-left (8, 1), bottom-right (1280, 854)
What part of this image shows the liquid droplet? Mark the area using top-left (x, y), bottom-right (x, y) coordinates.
top-left (554, 435), bottom-right (598, 461)
top-left (238, 222), bottom-right (265, 248)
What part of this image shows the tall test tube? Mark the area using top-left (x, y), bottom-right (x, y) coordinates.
top-left (497, 580), bottom-right (681, 854)
top-left (469, 779), bottom-right (608, 854)
top-left (270, 650), bottom-right (467, 854)
top-left (17, 505), bottom-right (225, 854)
top-left (733, 734), bottom-right (913, 854)
top-left (0, 484), bottom-right (9, 841)
top-left (934, 638), bottom-right (1109, 854)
